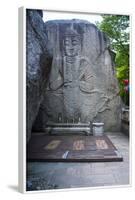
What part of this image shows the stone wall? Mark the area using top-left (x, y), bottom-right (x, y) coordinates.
top-left (33, 19), bottom-right (121, 132)
top-left (121, 108), bottom-right (129, 135)
top-left (26, 9), bottom-right (52, 142)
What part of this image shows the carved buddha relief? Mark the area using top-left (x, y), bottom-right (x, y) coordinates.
top-left (49, 27), bottom-right (95, 91)
top-left (33, 20), bottom-right (121, 131)
top-left (47, 26), bottom-right (96, 120)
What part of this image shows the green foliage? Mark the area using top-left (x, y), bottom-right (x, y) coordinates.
top-left (116, 66), bottom-right (129, 80)
top-left (116, 66), bottom-right (129, 98)
top-left (97, 15), bottom-right (129, 105)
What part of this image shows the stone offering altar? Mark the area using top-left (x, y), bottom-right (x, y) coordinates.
top-left (45, 120), bottom-right (91, 135)
top-left (32, 19), bottom-right (121, 133)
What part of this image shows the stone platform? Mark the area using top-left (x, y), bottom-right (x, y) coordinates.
top-left (27, 135), bottom-right (123, 162)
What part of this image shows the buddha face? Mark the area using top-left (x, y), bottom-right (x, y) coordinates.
top-left (63, 35), bottom-right (81, 57)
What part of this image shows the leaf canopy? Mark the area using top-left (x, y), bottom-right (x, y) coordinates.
top-left (97, 15), bottom-right (129, 105)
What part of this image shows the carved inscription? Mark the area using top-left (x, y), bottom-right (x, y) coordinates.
top-left (73, 140), bottom-right (85, 150)
top-left (44, 140), bottom-right (61, 150)
top-left (96, 139), bottom-right (108, 150)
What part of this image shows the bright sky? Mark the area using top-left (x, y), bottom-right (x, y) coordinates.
top-left (43, 11), bottom-right (103, 25)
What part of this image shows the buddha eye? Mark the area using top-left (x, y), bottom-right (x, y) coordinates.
top-left (65, 42), bottom-right (70, 46)
top-left (72, 41), bottom-right (77, 45)
top-left (72, 39), bottom-right (79, 45)
top-left (64, 39), bottom-right (70, 45)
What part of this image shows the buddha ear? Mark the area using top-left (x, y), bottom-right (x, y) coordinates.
top-left (62, 40), bottom-right (64, 50)
top-left (62, 40), bottom-right (65, 56)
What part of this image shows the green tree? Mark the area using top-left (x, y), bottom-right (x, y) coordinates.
top-left (97, 15), bottom-right (129, 105)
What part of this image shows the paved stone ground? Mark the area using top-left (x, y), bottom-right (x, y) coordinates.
top-left (26, 132), bottom-right (129, 191)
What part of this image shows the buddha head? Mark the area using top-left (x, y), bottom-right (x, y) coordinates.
top-left (63, 27), bottom-right (81, 57)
